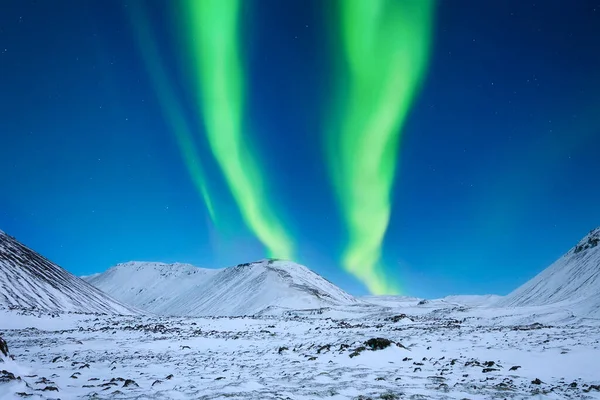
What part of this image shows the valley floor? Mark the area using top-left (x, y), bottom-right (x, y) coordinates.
top-left (1, 299), bottom-right (600, 399)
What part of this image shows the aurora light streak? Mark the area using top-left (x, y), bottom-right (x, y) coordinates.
top-left (182, 0), bottom-right (294, 260)
top-left (328, 0), bottom-right (435, 294)
top-left (128, 3), bottom-right (216, 221)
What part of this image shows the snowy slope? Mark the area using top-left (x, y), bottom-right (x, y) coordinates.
top-left (442, 294), bottom-right (502, 307)
top-left (0, 230), bottom-right (138, 315)
top-left (86, 259), bottom-right (357, 316)
top-left (498, 227), bottom-right (600, 318)
top-left (85, 261), bottom-right (220, 314)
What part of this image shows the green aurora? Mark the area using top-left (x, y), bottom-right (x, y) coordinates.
top-left (327, 0), bottom-right (435, 294)
top-left (128, 2), bottom-right (216, 222)
top-left (181, 0), bottom-right (295, 260)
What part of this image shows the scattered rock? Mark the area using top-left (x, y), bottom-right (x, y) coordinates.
top-left (364, 338), bottom-right (392, 350)
top-left (349, 346), bottom-right (366, 358)
top-left (584, 385), bottom-right (600, 393)
top-left (1, 370), bottom-right (19, 383)
top-left (317, 344), bottom-right (331, 354)
top-left (0, 337), bottom-right (8, 358)
top-left (123, 379), bottom-right (138, 388)
top-left (385, 314), bottom-right (413, 323)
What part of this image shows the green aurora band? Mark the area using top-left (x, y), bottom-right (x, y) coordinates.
top-left (128, 3), bottom-right (216, 221)
top-left (329, 0), bottom-right (435, 294)
top-left (181, 0), bottom-right (294, 260)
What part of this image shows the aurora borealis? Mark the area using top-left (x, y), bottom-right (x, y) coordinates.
top-left (1, 0), bottom-right (599, 298)
top-left (181, 0), bottom-right (294, 260)
top-left (327, 0), bottom-right (434, 294)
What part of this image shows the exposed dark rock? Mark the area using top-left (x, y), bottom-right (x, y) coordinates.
top-left (151, 379), bottom-right (162, 386)
top-left (584, 385), bottom-right (600, 393)
top-left (364, 338), bottom-right (392, 350)
top-left (385, 314), bottom-right (413, 323)
top-left (349, 346), bottom-right (367, 358)
top-left (0, 337), bottom-right (9, 358)
top-left (41, 386), bottom-right (59, 392)
top-left (513, 323), bottom-right (546, 331)
top-left (509, 365), bottom-right (521, 371)
top-left (166, 374), bottom-right (174, 380)
top-left (1, 369), bottom-right (19, 383)
top-left (278, 346), bottom-right (289, 354)
top-left (482, 368), bottom-right (499, 373)
top-left (532, 378), bottom-right (543, 385)
top-left (123, 379), bottom-right (138, 388)
top-left (317, 344), bottom-right (331, 354)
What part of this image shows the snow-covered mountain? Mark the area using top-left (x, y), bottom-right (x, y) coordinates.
top-left (85, 259), bottom-right (357, 316)
top-left (498, 227), bottom-right (600, 318)
top-left (0, 230), bottom-right (138, 315)
top-left (84, 261), bottom-right (220, 314)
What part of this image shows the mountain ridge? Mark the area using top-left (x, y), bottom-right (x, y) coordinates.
top-left (497, 227), bottom-right (600, 318)
top-left (85, 258), bottom-right (357, 316)
top-left (0, 230), bottom-right (139, 315)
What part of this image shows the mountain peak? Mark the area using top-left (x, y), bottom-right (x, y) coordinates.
top-left (86, 258), bottom-right (356, 316)
top-left (572, 227), bottom-right (600, 254)
top-left (499, 227), bottom-right (600, 318)
top-left (0, 229), bottom-right (139, 314)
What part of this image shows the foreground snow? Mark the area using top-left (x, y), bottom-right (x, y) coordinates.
top-left (1, 300), bottom-right (599, 399)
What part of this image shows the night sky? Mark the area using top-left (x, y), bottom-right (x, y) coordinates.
top-left (1, 0), bottom-right (599, 298)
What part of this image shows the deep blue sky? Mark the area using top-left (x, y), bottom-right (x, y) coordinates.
top-left (1, 0), bottom-right (599, 298)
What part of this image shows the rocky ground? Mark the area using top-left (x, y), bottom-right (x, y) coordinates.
top-left (1, 300), bottom-right (600, 399)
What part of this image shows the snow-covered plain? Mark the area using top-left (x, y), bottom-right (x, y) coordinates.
top-left (2, 299), bottom-right (600, 400)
